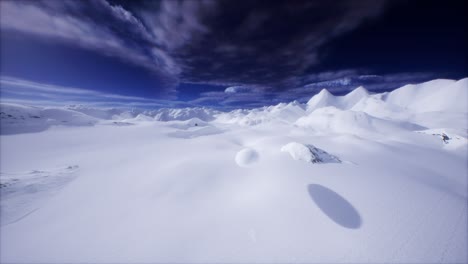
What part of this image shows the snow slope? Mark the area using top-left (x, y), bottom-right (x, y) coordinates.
top-left (0, 78), bottom-right (467, 263)
top-left (0, 103), bottom-right (98, 135)
top-left (1, 165), bottom-right (79, 225)
top-left (295, 106), bottom-right (424, 136)
top-left (385, 78), bottom-right (468, 113)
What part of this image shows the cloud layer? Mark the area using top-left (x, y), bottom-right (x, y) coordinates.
top-left (1, 0), bottom-right (387, 95)
top-left (0, 76), bottom-right (189, 108)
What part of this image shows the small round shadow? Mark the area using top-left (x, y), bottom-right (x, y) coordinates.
top-left (307, 184), bottom-right (362, 229)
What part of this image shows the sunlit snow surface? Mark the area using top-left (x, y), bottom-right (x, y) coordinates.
top-left (1, 79), bottom-right (467, 263)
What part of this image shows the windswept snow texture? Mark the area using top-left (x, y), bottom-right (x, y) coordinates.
top-left (1, 78), bottom-right (467, 263)
top-left (1, 165), bottom-right (79, 225)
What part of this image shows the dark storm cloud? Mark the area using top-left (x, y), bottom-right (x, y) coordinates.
top-left (169, 0), bottom-right (387, 88)
top-left (0, 0), bottom-right (387, 96)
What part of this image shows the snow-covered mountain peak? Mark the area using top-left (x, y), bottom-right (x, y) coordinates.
top-left (316, 88), bottom-right (333, 98)
top-left (346, 86), bottom-right (369, 98)
top-left (306, 86), bottom-right (370, 112)
top-left (306, 88), bottom-right (335, 110)
top-left (339, 86), bottom-right (371, 109)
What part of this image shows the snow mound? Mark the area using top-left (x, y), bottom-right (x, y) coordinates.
top-left (235, 148), bottom-right (259, 167)
top-left (281, 142), bottom-right (341, 163)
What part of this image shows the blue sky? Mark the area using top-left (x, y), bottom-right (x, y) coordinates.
top-left (0, 0), bottom-right (466, 109)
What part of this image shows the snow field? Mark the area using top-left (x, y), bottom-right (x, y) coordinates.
top-left (0, 78), bottom-right (467, 263)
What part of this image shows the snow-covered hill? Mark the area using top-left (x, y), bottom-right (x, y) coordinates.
top-left (385, 78), bottom-right (468, 113)
top-left (0, 104), bottom-right (98, 135)
top-left (1, 78), bottom-right (467, 263)
top-left (295, 106), bottom-right (425, 136)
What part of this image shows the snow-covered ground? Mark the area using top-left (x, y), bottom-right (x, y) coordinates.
top-left (1, 78), bottom-right (467, 263)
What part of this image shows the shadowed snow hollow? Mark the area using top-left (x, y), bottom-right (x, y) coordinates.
top-left (281, 142), bottom-right (341, 163)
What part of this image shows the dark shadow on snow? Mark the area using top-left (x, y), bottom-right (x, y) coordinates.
top-left (307, 184), bottom-right (362, 229)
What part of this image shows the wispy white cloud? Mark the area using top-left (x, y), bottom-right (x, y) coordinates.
top-left (224, 85), bottom-right (261, 93)
top-left (139, 0), bottom-right (215, 51)
top-left (0, 0), bottom-right (178, 82)
top-left (1, 77), bottom-right (102, 96)
top-left (189, 89), bottom-right (271, 106)
top-left (0, 76), bottom-right (189, 108)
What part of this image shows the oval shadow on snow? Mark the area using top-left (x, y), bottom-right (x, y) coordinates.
top-left (307, 184), bottom-right (362, 229)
